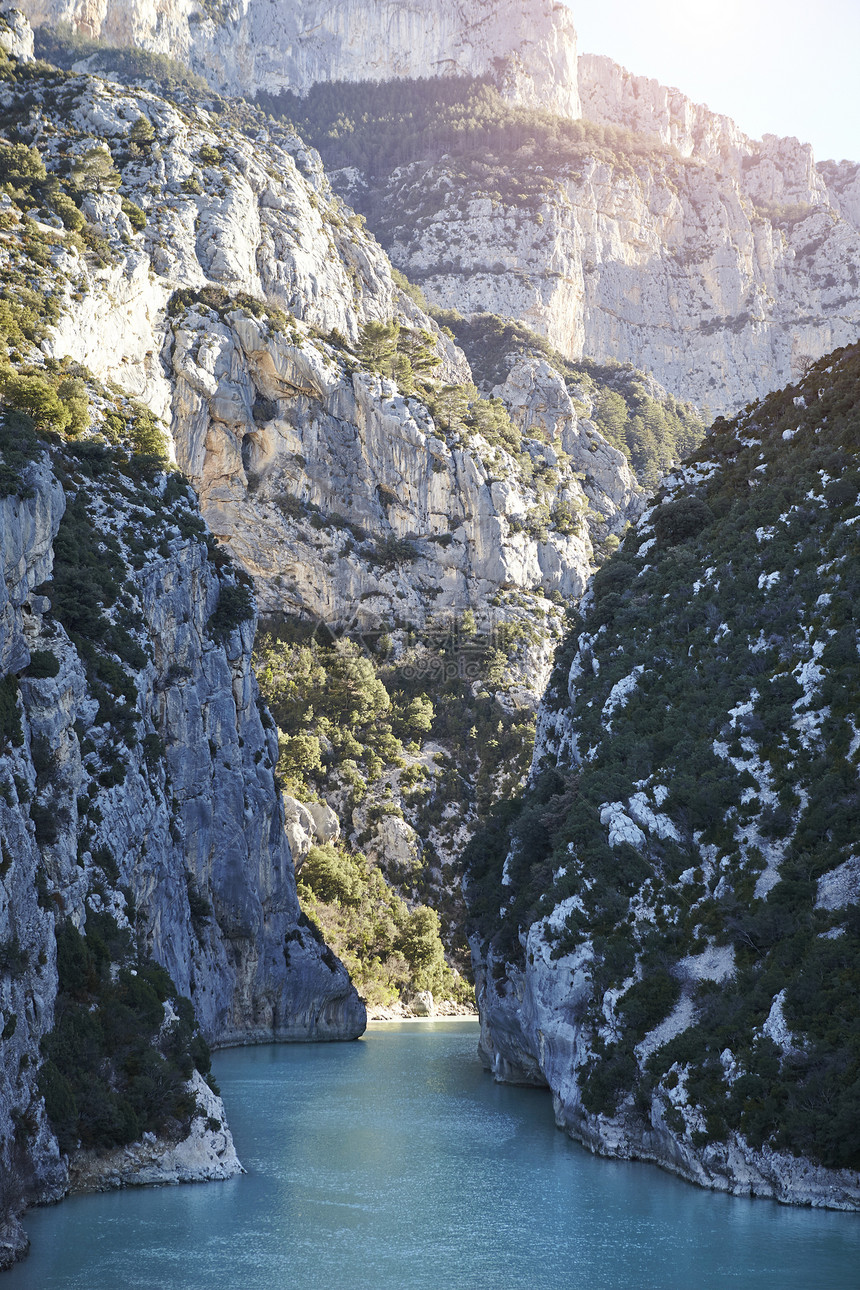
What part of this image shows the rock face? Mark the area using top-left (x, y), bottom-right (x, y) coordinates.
top-left (375, 128), bottom-right (860, 416)
top-left (0, 6), bottom-right (33, 60)
top-left (472, 934), bottom-right (860, 1209)
top-left (465, 342), bottom-right (860, 1208)
top-left (0, 465), bottom-right (70, 1263)
top-left (19, 0), bottom-right (580, 114)
top-left (171, 307), bottom-right (630, 689)
top-left (495, 357), bottom-right (642, 530)
top-left (37, 70), bottom-right (443, 419)
top-left (20, 0), bottom-right (860, 412)
top-left (0, 438), bottom-right (364, 1263)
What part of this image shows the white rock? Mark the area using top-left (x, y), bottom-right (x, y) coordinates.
top-left (307, 801), bottom-right (340, 845)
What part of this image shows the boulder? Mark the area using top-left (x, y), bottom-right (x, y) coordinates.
top-left (282, 795), bottom-right (316, 870)
top-left (308, 802), bottom-right (340, 844)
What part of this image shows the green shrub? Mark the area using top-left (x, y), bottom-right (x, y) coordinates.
top-left (208, 582), bottom-right (254, 636)
top-left (40, 916), bottom-right (208, 1155)
top-left (0, 675), bottom-right (22, 749)
top-left (0, 368), bottom-right (88, 435)
top-left (301, 844), bottom-right (365, 906)
top-left (121, 197), bottom-right (146, 231)
top-left (653, 496), bottom-right (712, 546)
top-left (0, 142), bottom-right (46, 189)
top-left (128, 116), bottom-right (155, 149)
top-left (51, 192), bottom-right (85, 232)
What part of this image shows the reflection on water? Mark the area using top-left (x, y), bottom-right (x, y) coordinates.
top-left (6, 1021), bottom-right (860, 1290)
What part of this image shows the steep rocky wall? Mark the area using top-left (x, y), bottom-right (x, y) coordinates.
top-left (169, 307), bottom-right (641, 699)
top-left (18, 0), bottom-right (581, 114)
top-left (0, 438), bottom-right (364, 1262)
top-left (0, 52), bottom-right (640, 703)
top-left (377, 141), bottom-right (860, 416)
top-left (36, 69), bottom-right (443, 417)
top-left (0, 463), bottom-right (69, 1261)
top-left (18, 0), bottom-right (860, 414)
top-left (470, 936), bottom-right (860, 1209)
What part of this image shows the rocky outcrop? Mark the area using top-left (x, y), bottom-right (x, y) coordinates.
top-left (0, 6), bottom-right (32, 60)
top-left (495, 357), bottom-right (642, 529)
top-left (36, 70), bottom-right (451, 417)
top-left (19, 0), bottom-right (581, 115)
top-left (472, 934), bottom-right (860, 1209)
top-left (68, 1072), bottom-right (242, 1192)
top-left (20, 0), bottom-right (860, 413)
top-left (0, 464), bottom-right (69, 1264)
top-left (169, 305), bottom-right (622, 696)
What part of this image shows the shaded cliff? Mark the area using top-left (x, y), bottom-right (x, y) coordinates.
top-left (0, 389), bottom-right (364, 1265)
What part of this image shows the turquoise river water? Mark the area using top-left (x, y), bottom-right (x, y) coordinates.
top-left (5, 1020), bottom-right (859, 1289)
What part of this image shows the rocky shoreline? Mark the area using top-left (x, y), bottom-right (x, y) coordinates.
top-left (366, 996), bottom-right (478, 1023)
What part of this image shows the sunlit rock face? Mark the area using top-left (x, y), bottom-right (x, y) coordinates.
top-left (14, 60), bottom-right (641, 705)
top-left (377, 124), bottom-right (860, 417)
top-left (17, 0), bottom-right (581, 114)
top-left (20, 0), bottom-right (860, 414)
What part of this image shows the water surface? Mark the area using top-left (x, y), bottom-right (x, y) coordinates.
top-left (6, 1020), bottom-right (859, 1289)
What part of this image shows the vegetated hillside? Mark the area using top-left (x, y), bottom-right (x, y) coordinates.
top-left (262, 74), bottom-right (860, 414)
top-left (254, 613), bottom-right (540, 1009)
top-left (465, 342), bottom-right (860, 1207)
top-left (429, 306), bottom-right (705, 489)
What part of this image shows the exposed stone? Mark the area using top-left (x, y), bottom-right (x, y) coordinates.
top-left (307, 801), bottom-right (340, 845)
top-left (410, 990), bottom-right (435, 1017)
top-left (282, 794), bottom-right (316, 870)
top-left (18, 0), bottom-right (580, 115)
top-left (382, 139), bottom-right (860, 415)
top-left (0, 6), bottom-right (33, 60)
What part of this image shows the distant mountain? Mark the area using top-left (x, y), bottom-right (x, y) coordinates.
top-left (22, 0), bottom-right (860, 411)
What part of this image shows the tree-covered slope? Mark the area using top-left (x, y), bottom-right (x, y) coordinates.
top-left (465, 342), bottom-right (860, 1205)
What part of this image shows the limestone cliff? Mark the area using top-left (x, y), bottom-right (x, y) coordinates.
top-left (465, 342), bottom-right (860, 1209)
top-left (18, 0), bottom-right (580, 114)
top-left (0, 417), bottom-right (364, 1265)
top-left (0, 26), bottom-right (644, 1241)
top-left (19, 0), bottom-right (860, 413)
top-left (330, 92), bottom-right (860, 416)
top-left (0, 48), bottom-right (640, 708)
